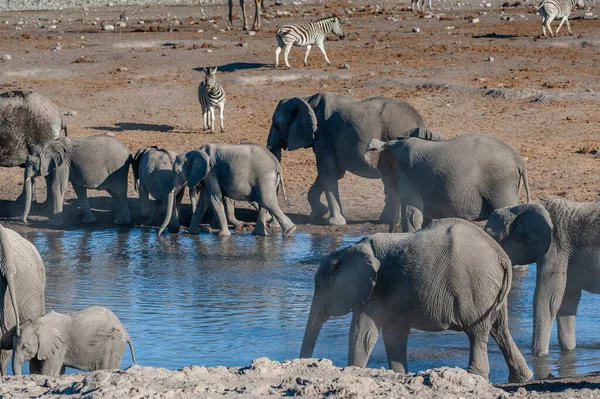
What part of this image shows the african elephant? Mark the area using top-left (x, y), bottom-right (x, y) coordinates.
top-left (300, 218), bottom-right (533, 383)
top-left (266, 92), bottom-right (431, 226)
top-left (159, 143), bottom-right (295, 237)
top-left (22, 134), bottom-right (132, 226)
top-left (484, 199), bottom-right (600, 357)
top-left (0, 224), bottom-right (46, 376)
top-left (365, 133), bottom-right (530, 233)
top-left (12, 306), bottom-right (137, 376)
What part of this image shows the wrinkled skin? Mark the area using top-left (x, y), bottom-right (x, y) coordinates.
top-left (267, 92), bottom-right (430, 226)
top-left (133, 147), bottom-right (184, 233)
top-left (159, 143), bottom-right (295, 237)
top-left (366, 133), bottom-right (530, 233)
top-left (300, 218), bottom-right (532, 384)
top-left (227, 0), bottom-right (265, 31)
top-left (12, 306), bottom-right (136, 377)
top-left (22, 134), bottom-right (132, 226)
top-left (0, 224), bottom-right (46, 376)
top-left (484, 199), bottom-right (600, 357)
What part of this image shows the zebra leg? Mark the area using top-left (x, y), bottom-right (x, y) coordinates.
top-left (541, 16), bottom-right (548, 37)
top-left (240, 0), bottom-right (249, 31)
top-left (555, 17), bottom-right (567, 36)
top-left (283, 45), bottom-right (292, 68)
top-left (209, 107), bottom-right (215, 133)
top-left (275, 46), bottom-right (282, 68)
top-left (316, 41), bottom-right (331, 66)
top-left (565, 17), bottom-right (573, 35)
top-left (218, 102), bottom-right (225, 133)
top-left (253, 0), bottom-right (262, 30)
top-left (228, 0), bottom-right (234, 28)
top-left (545, 15), bottom-right (555, 37)
top-left (303, 44), bottom-right (312, 67)
top-left (428, 0), bottom-right (432, 12)
top-left (202, 107), bottom-right (208, 130)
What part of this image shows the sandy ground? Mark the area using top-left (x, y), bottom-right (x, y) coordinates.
top-left (0, 1), bottom-right (600, 396)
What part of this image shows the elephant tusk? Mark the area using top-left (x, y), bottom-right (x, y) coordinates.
top-left (25, 177), bottom-right (30, 182)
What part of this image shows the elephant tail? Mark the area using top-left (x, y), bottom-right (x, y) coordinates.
top-left (277, 171), bottom-right (289, 205)
top-left (493, 253), bottom-right (512, 315)
top-left (519, 162), bottom-right (531, 203)
top-left (125, 330), bottom-right (137, 364)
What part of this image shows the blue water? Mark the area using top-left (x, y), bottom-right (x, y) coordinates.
top-left (12, 229), bottom-right (600, 383)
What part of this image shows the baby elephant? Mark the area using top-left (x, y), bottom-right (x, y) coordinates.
top-left (22, 134), bottom-right (132, 226)
top-left (300, 218), bottom-right (533, 383)
top-left (366, 133), bottom-right (530, 233)
top-left (485, 199), bottom-right (600, 357)
top-left (159, 143), bottom-right (295, 237)
top-left (12, 306), bottom-right (136, 376)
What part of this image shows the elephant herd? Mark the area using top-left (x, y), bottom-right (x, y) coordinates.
top-left (1, 89), bottom-right (599, 383)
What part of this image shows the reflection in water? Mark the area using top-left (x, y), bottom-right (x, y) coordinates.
top-left (12, 229), bottom-right (600, 383)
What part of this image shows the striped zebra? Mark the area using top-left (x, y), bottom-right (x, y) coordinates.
top-left (411, 0), bottom-right (433, 14)
top-left (198, 67), bottom-right (226, 133)
top-left (537, 0), bottom-right (585, 37)
top-left (275, 16), bottom-right (345, 69)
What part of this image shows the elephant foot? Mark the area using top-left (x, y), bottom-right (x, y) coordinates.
top-left (251, 223), bottom-right (268, 236)
top-left (114, 216), bottom-right (131, 225)
top-left (187, 224), bottom-right (201, 234)
top-left (217, 229), bottom-right (231, 236)
top-left (309, 203), bottom-right (329, 219)
top-left (267, 218), bottom-right (280, 229)
top-left (282, 224), bottom-right (297, 237)
top-left (49, 215), bottom-right (64, 226)
top-left (167, 225), bottom-right (181, 234)
top-left (508, 368), bottom-right (534, 384)
top-left (326, 215), bottom-right (347, 226)
top-left (82, 214), bottom-right (97, 224)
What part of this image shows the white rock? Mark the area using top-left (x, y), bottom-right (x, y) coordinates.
top-left (412, 27), bottom-right (421, 32)
top-left (102, 24), bottom-right (115, 30)
top-left (2, 54), bottom-right (11, 60)
top-left (488, 56), bottom-right (494, 61)
top-left (115, 22), bottom-right (126, 27)
top-left (470, 18), bottom-right (480, 23)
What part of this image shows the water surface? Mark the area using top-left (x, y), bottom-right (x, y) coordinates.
top-left (15, 228), bottom-right (600, 383)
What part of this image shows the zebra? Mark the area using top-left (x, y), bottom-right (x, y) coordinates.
top-left (275, 16), bottom-right (345, 69)
top-left (198, 67), bottom-right (226, 133)
top-left (537, 0), bottom-right (585, 37)
top-left (411, 0), bottom-right (433, 14)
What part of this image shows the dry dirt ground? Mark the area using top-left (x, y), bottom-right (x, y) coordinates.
top-left (0, 0), bottom-right (599, 235)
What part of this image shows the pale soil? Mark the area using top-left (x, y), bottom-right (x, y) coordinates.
top-left (0, 1), bottom-right (599, 396)
top-left (1, 358), bottom-right (600, 398)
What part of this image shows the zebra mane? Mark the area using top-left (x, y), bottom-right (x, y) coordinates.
top-left (314, 16), bottom-right (338, 23)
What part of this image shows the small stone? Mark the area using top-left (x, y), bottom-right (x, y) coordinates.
top-left (512, 1), bottom-right (522, 6)
top-left (48, 25), bottom-right (57, 29)
top-left (102, 24), bottom-right (115, 30)
top-left (485, 2), bottom-right (492, 6)
top-left (115, 22), bottom-right (126, 27)
top-left (502, 1), bottom-right (510, 6)
top-left (2, 54), bottom-right (11, 60)
top-left (470, 18), bottom-right (480, 23)
top-left (412, 27), bottom-right (421, 32)
top-left (206, 49), bottom-right (213, 53)
top-left (65, 111), bottom-right (76, 116)
top-left (197, 29), bottom-right (204, 32)
top-left (566, 115), bottom-right (574, 121)
top-left (343, 63), bottom-right (350, 69)
top-left (238, 42), bottom-right (248, 47)
top-left (212, 36), bottom-right (217, 40)
top-left (116, 67), bottom-right (128, 72)
top-left (120, 13), bottom-right (128, 20)
top-left (247, 31), bottom-right (256, 35)
top-left (488, 56), bottom-right (494, 61)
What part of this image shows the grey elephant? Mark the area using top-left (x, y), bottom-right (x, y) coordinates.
top-left (159, 143), bottom-right (295, 237)
top-left (267, 92), bottom-right (432, 226)
top-left (484, 199), bottom-right (600, 357)
top-left (22, 134), bottom-right (132, 226)
top-left (12, 306), bottom-right (137, 376)
top-left (366, 133), bottom-right (530, 233)
top-left (0, 224), bottom-right (46, 376)
top-left (300, 218), bottom-right (533, 383)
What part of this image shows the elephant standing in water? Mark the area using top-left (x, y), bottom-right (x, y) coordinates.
top-left (22, 134), bottom-right (132, 226)
top-left (159, 143), bottom-right (295, 237)
top-left (366, 133), bottom-right (530, 233)
top-left (300, 218), bottom-right (533, 383)
top-left (267, 92), bottom-right (431, 226)
top-left (485, 199), bottom-right (600, 357)
top-left (12, 306), bottom-right (136, 376)
top-left (0, 224), bottom-right (46, 376)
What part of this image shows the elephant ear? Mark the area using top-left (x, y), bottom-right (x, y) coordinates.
top-left (318, 239), bottom-right (381, 317)
top-left (510, 205), bottom-right (553, 259)
top-left (187, 150), bottom-right (211, 189)
top-left (39, 141), bottom-right (67, 177)
top-left (36, 322), bottom-right (66, 361)
top-left (406, 127), bottom-right (444, 142)
top-left (287, 98), bottom-right (318, 151)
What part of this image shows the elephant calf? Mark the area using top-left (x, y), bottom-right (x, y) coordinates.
top-left (366, 133), bottom-right (530, 232)
top-left (22, 134), bottom-right (132, 226)
top-left (12, 306), bottom-right (136, 376)
top-left (300, 218), bottom-right (533, 383)
top-left (159, 143), bottom-right (295, 237)
top-left (485, 199), bottom-right (600, 357)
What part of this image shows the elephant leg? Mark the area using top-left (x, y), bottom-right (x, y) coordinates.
top-left (29, 358), bottom-right (42, 375)
top-left (109, 187), bottom-right (131, 225)
top-left (73, 184), bottom-right (96, 224)
top-left (533, 257), bottom-right (568, 356)
top-left (252, 207), bottom-right (269, 236)
top-left (206, 183), bottom-right (230, 236)
top-left (49, 168), bottom-right (69, 226)
top-left (399, 182), bottom-right (423, 233)
top-left (348, 309), bottom-right (380, 367)
top-left (259, 191), bottom-right (296, 237)
top-left (189, 188), bottom-right (210, 234)
top-left (224, 197), bottom-right (243, 230)
top-left (43, 174), bottom-right (55, 207)
top-left (557, 285), bottom-right (581, 351)
top-left (466, 327), bottom-right (491, 380)
top-left (0, 349), bottom-right (10, 376)
top-left (490, 304), bottom-right (533, 383)
top-left (168, 189), bottom-right (184, 234)
top-left (382, 320), bottom-right (410, 373)
top-left (139, 183), bottom-right (151, 220)
top-left (307, 177), bottom-right (328, 219)
top-left (40, 357), bottom-right (63, 377)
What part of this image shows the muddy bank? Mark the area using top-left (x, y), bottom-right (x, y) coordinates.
top-left (2, 359), bottom-right (600, 398)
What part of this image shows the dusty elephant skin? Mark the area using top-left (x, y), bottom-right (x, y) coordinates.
top-left (485, 199), bottom-right (600, 358)
top-left (300, 218), bottom-right (532, 383)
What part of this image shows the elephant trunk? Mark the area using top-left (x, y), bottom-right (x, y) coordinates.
top-left (22, 177), bottom-right (33, 223)
top-left (300, 299), bottom-right (327, 358)
top-left (158, 190), bottom-right (175, 236)
top-left (12, 353), bottom-right (23, 376)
